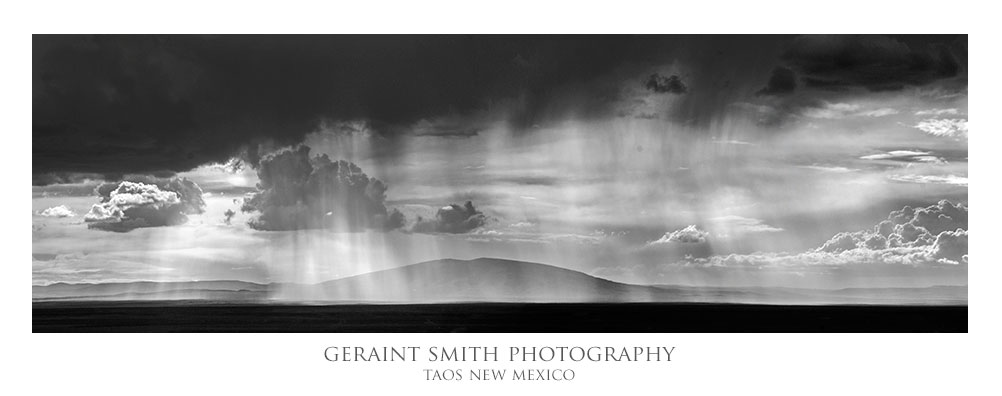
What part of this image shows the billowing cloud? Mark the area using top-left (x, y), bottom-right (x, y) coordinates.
top-left (94, 176), bottom-right (206, 216)
top-left (37, 205), bottom-right (75, 217)
top-left (240, 145), bottom-right (404, 231)
top-left (644, 73), bottom-right (687, 94)
top-left (648, 225), bottom-right (709, 245)
top-left (915, 118), bottom-right (968, 139)
top-left (684, 200), bottom-right (968, 268)
top-left (412, 201), bottom-right (487, 234)
top-left (818, 200), bottom-right (967, 261)
top-left (85, 179), bottom-right (205, 232)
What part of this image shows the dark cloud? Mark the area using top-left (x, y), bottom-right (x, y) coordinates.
top-left (33, 35), bottom-right (681, 180)
top-left (644, 73), bottom-right (687, 94)
top-left (756, 67), bottom-right (796, 96)
top-left (33, 35), bottom-right (809, 180)
top-left (412, 201), bottom-right (487, 234)
top-left (240, 145), bottom-right (404, 231)
top-left (743, 35), bottom-right (966, 126)
top-left (33, 35), bottom-right (966, 181)
top-left (782, 35), bottom-right (963, 92)
top-left (84, 177), bottom-right (206, 232)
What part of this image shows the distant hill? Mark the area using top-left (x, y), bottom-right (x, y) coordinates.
top-left (33, 280), bottom-right (268, 301)
top-left (649, 284), bottom-right (968, 306)
top-left (291, 257), bottom-right (665, 303)
top-left (33, 258), bottom-right (967, 305)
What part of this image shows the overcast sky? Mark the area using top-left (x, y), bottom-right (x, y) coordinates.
top-left (32, 35), bottom-right (968, 288)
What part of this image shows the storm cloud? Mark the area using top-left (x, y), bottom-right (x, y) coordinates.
top-left (782, 35), bottom-right (962, 92)
top-left (240, 145), bottom-right (404, 231)
top-left (756, 67), bottom-right (797, 96)
top-left (33, 35), bottom-right (967, 184)
top-left (33, 35), bottom-right (682, 180)
top-left (644, 73), bottom-right (688, 94)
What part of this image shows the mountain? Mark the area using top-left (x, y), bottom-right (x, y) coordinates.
top-left (648, 284), bottom-right (968, 305)
top-left (33, 257), bottom-right (967, 305)
top-left (32, 280), bottom-right (268, 301)
top-left (289, 257), bottom-right (666, 303)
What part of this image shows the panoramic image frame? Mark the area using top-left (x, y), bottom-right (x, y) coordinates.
top-left (32, 34), bottom-right (968, 332)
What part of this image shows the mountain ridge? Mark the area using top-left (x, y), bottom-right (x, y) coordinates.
top-left (34, 257), bottom-right (968, 305)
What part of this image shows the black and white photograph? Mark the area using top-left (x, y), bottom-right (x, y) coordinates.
top-left (30, 34), bottom-right (969, 332)
top-left (9, 2), bottom-right (997, 395)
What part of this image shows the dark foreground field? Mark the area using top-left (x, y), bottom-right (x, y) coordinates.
top-left (32, 301), bottom-right (967, 332)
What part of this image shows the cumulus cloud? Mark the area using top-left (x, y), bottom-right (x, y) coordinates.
top-left (644, 73), bottom-right (687, 94)
top-left (818, 200), bottom-right (966, 257)
top-left (94, 176), bottom-right (207, 216)
top-left (85, 179), bottom-right (205, 232)
top-left (37, 205), bottom-right (75, 218)
top-left (915, 118), bottom-right (968, 139)
top-left (240, 145), bottom-right (405, 232)
top-left (412, 201), bottom-right (488, 234)
top-left (684, 200), bottom-right (968, 268)
top-left (648, 225), bottom-right (710, 245)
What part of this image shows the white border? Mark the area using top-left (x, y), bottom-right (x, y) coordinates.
top-left (7, 2), bottom-right (995, 395)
